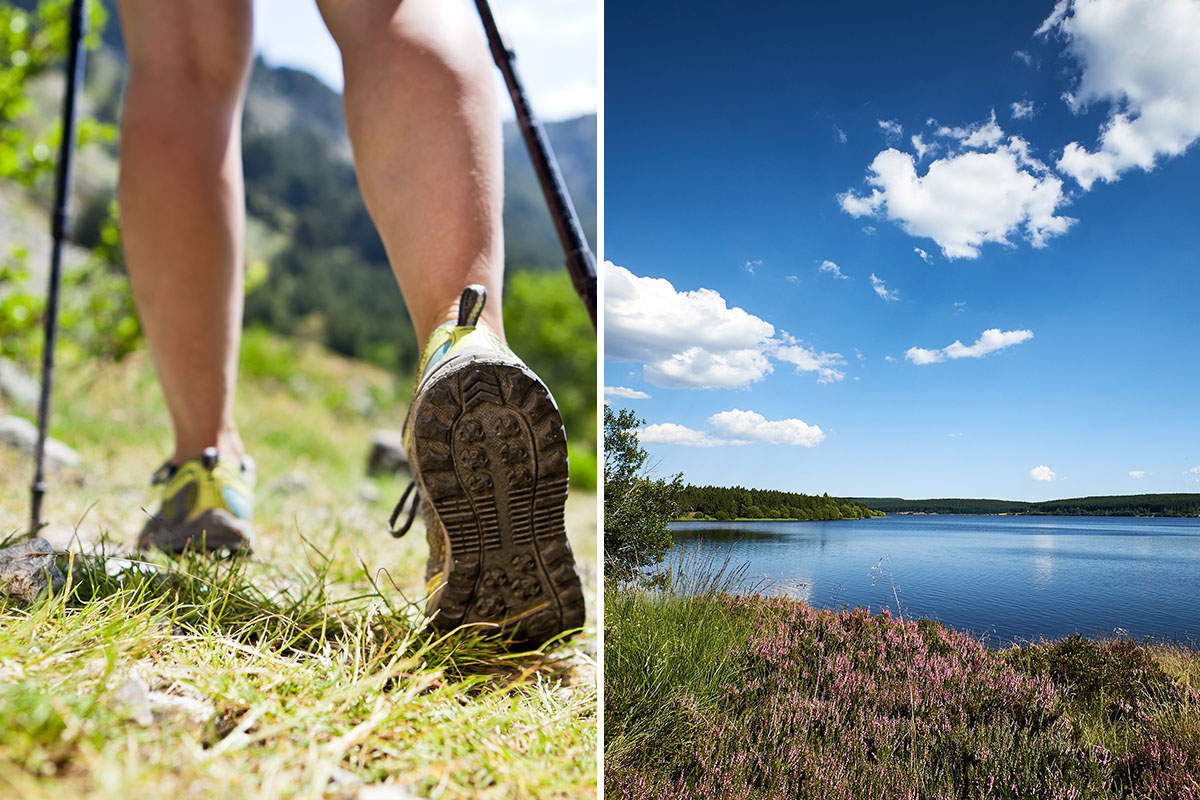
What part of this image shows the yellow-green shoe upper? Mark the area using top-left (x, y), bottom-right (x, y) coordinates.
top-left (137, 448), bottom-right (256, 554)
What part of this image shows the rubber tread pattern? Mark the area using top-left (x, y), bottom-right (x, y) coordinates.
top-left (410, 360), bottom-right (585, 644)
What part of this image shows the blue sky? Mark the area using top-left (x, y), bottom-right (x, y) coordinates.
top-left (251, 0), bottom-right (596, 120)
top-left (603, 0), bottom-right (1200, 501)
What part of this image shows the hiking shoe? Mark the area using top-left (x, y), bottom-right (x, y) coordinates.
top-left (390, 285), bottom-right (585, 644)
top-left (137, 447), bottom-right (256, 554)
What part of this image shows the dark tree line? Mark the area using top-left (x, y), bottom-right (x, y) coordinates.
top-left (855, 494), bottom-right (1200, 517)
top-left (678, 485), bottom-right (883, 521)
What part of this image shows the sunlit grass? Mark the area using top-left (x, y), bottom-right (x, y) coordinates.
top-left (1, 334), bottom-right (596, 799)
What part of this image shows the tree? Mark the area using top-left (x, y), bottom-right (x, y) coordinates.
top-left (603, 406), bottom-right (682, 581)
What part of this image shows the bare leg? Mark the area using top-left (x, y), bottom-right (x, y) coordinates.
top-left (317, 0), bottom-right (505, 345)
top-left (116, 0), bottom-right (253, 464)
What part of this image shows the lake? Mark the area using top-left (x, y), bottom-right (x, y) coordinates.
top-left (669, 515), bottom-right (1200, 645)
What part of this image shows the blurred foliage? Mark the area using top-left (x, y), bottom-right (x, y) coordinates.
top-left (1, 0), bottom-right (108, 185)
top-left (1, 0), bottom-right (135, 367)
top-left (504, 269), bottom-right (596, 449)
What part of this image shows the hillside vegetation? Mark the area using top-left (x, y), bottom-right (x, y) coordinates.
top-left (856, 494), bottom-right (1200, 517)
top-left (678, 484), bottom-right (884, 522)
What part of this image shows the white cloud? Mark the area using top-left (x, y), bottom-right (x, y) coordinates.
top-left (709, 409), bottom-right (825, 447)
top-left (785, 275), bottom-right (801, 285)
top-left (1011, 100), bottom-right (1035, 120)
top-left (948, 432), bottom-right (963, 438)
top-left (954, 301), bottom-right (967, 314)
top-left (639, 423), bottom-right (735, 448)
top-left (1129, 470), bottom-right (1146, 479)
top-left (1014, 49), bottom-right (1034, 66)
top-left (771, 334), bottom-right (846, 383)
top-left (1040, 0), bottom-right (1200, 190)
top-left (605, 262), bottom-right (845, 389)
top-left (884, 355), bottom-right (896, 362)
top-left (905, 328), bottom-right (1034, 364)
top-left (640, 410), bottom-right (826, 448)
top-left (605, 262), bottom-right (776, 389)
top-left (839, 116), bottom-right (1075, 259)
top-left (1031, 465), bottom-right (1057, 482)
top-left (1186, 466), bottom-right (1200, 478)
top-left (743, 259), bottom-right (761, 276)
top-left (862, 225), bottom-right (876, 235)
top-left (878, 119), bottom-right (903, 139)
top-left (914, 247), bottom-right (932, 264)
top-left (935, 112), bottom-right (1006, 149)
top-left (604, 386), bottom-right (650, 400)
top-left (834, 125), bottom-right (848, 144)
top-left (911, 134), bottom-right (932, 160)
top-left (819, 260), bottom-right (849, 280)
top-left (869, 273), bottom-right (899, 302)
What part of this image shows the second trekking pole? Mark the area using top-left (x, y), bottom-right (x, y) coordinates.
top-left (30, 0), bottom-right (89, 534)
top-left (472, 0), bottom-right (597, 330)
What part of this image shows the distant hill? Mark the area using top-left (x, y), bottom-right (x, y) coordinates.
top-left (853, 495), bottom-right (1200, 517)
top-left (678, 484), bottom-right (883, 522)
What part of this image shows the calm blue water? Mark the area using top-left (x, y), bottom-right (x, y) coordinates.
top-left (669, 515), bottom-right (1200, 645)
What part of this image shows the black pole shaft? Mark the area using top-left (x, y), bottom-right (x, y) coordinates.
top-left (31, 0), bottom-right (89, 534)
top-left (472, 0), bottom-right (597, 330)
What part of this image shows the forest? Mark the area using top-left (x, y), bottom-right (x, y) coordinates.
top-left (676, 484), bottom-right (884, 522)
top-left (854, 494), bottom-right (1200, 517)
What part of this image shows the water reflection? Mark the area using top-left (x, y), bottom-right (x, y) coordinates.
top-left (667, 515), bottom-right (1200, 645)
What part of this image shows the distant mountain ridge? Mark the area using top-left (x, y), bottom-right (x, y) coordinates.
top-left (853, 494), bottom-right (1200, 517)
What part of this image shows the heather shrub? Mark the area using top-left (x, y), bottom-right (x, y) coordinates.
top-left (605, 588), bottom-right (1200, 799)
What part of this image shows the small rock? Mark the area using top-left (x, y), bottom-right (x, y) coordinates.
top-left (0, 537), bottom-right (66, 606)
top-left (0, 415), bottom-right (81, 469)
top-left (355, 785), bottom-right (420, 800)
top-left (367, 429), bottom-right (408, 477)
top-left (265, 470), bottom-right (313, 495)
top-left (0, 358), bottom-right (39, 409)
top-left (112, 674), bottom-right (154, 726)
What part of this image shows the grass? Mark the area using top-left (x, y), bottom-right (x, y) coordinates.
top-left (604, 559), bottom-right (1200, 800)
top-left (0, 333), bottom-right (597, 799)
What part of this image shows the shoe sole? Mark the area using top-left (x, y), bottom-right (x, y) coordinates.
top-left (410, 360), bottom-right (585, 644)
top-left (137, 509), bottom-right (255, 555)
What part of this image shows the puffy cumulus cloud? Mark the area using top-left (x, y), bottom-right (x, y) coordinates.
top-left (709, 409), bottom-right (825, 447)
top-left (905, 328), bottom-right (1034, 364)
top-left (819, 260), bottom-right (848, 279)
top-left (605, 262), bottom-right (848, 389)
top-left (1031, 465), bottom-right (1057, 482)
top-left (604, 386), bottom-right (650, 400)
top-left (869, 273), bottom-right (899, 301)
top-left (1039, 0), bottom-right (1200, 190)
top-left (643, 347), bottom-right (773, 390)
top-left (914, 247), bottom-right (933, 264)
top-left (1011, 100), bottom-right (1035, 120)
top-left (1129, 470), bottom-right (1146, 479)
top-left (839, 132), bottom-right (1075, 259)
top-left (771, 334), bottom-right (846, 383)
top-left (639, 410), bottom-right (826, 448)
top-left (1186, 466), bottom-right (1200, 481)
top-left (639, 422), bottom-right (735, 448)
top-left (604, 262), bottom-right (776, 389)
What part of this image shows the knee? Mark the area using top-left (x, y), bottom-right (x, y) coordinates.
top-left (319, 0), bottom-right (493, 91)
top-left (124, 25), bottom-right (252, 103)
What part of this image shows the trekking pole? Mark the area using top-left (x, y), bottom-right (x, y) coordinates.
top-left (30, 0), bottom-right (89, 534)
top-left (472, 0), bottom-right (597, 330)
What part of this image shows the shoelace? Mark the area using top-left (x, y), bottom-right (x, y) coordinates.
top-left (388, 479), bottom-right (420, 538)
